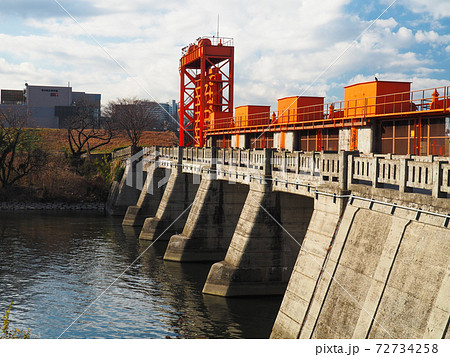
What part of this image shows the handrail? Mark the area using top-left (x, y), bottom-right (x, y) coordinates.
top-left (147, 146), bottom-right (450, 204)
top-left (206, 86), bottom-right (450, 133)
top-left (181, 36), bottom-right (234, 55)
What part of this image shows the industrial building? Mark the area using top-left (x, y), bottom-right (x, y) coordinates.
top-left (0, 84), bottom-right (179, 130)
top-left (0, 84), bottom-right (101, 129)
top-left (178, 37), bottom-right (450, 157)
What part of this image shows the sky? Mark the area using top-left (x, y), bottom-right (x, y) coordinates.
top-left (0, 0), bottom-right (449, 110)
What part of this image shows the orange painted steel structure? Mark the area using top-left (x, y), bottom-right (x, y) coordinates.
top-left (177, 40), bottom-right (449, 155)
top-left (205, 84), bottom-right (450, 136)
top-left (179, 37), bottom-right (234, 147)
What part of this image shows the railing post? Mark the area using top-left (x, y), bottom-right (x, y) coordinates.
top-left (399, 157), bottom-right (409, 193)
top-left (339, 151), bottom-right (349, 191)
top-left (282, 151), bottom-right (287, 173)
top-left (432, 159), bottom-right (443, 198)
top-left (295, 151), bottom-right (300, 174)
top-left (310, 152), bottom-right (315, 176)
top-left (318, 152), bottom-right (323, 179)
top-left (211, 146), bottom-right (218, 173)
top-left (371, 155), bottom-right (379, 188)
top-left (154, 145), bottom-right (160, 162)
top-left (347, 152), bottom-right (355, 188)
top-left (263, 148), bottom-right (274, 179)
top-left (177, 146), bottom-right (183, 169)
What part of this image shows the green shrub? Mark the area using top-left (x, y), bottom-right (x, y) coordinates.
top-left (114, 165), bottom-right (125, 182)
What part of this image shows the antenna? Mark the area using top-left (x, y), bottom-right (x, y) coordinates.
top-left (217, 14), bottom-right (220, 38)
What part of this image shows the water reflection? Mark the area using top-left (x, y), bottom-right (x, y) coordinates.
top-left (0, 211), bottom-right (281, 338)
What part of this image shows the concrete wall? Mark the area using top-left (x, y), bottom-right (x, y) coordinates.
top-left (271, 198), bottom-right (450, 339)
top-left (231, 134), bottom-right (247, 148)
top-left (111, 146), bottom-right (449, 339)
top-left (270, 194), bottom-right (345, 338)
top-left (285, 132), bottom-right (298, 152)
top-left (358, 126), bottom-right (373, 153)
top-left (274, 132), bottom-right (281, 149)
top-left (339, 128), bottom-right (351, 151)
top-left (274, 132), bottom-right (298, 151)
top-left (26, 85), bottom-right (72, 108)
top-left (231, 135), bottom-right (237, 148)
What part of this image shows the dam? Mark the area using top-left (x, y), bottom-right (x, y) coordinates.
top-left (107, 146), bottom-right (450, 339)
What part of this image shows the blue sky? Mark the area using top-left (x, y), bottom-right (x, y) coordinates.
top-left (0, 0), bottom-right (448, 109)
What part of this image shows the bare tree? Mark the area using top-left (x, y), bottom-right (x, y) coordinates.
top-left (67, 99), bottom-right (114, 159)
top-left (105, 98), bottom-right (156, 154)
top-left (0, 107), bottom-right (47, 188)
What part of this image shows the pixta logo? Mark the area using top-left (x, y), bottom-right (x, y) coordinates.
top-left (125, 148), bottom-right (170, 193)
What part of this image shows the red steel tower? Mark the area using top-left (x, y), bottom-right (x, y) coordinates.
top-left (179, 37), bottom-right (234, 147)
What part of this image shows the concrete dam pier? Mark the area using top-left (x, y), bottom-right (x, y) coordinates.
top-left (108, 146), bottom-right (450, 339)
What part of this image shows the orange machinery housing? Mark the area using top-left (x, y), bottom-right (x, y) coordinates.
top-left (179, 37), bottom-right (234, 147)
top-left (277, 96), bottom-right (324, 123)
top-left (344, 80), bottom-right (411, 117)
top-left (234, 105), bottom-right (271, 127)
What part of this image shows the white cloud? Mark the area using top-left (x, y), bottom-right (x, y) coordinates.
top-left (395, 27), bottom-right (414, 43)
top-left (397, 0), bottom-right (450, 19)
top-left (0, 0), bottom-right (448, 108)
top-left (415, 30), bottom-right (450, 44)
top-left (416, 30), bottom-right (439, 43)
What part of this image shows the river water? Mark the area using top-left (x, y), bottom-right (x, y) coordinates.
top-left (0, 211), bottom-right (282, 339)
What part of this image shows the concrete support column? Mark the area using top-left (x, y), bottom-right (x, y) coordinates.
top-left (274, 132), bottom-right (282, 150)
top-left (202, 182), bottom-right (313, 296)
top-left (358, 126), bottom-right (374, 153)
top-left (339, 128), bottom-right (351, 151)
top-left (164, 174), bottom-right (249, 262)
top-left (284, 131), bottom-right (298, 152)
top-left (122, 163), bottom-right (167, 226)
top-left (139, 159), bottom-right (199, 241)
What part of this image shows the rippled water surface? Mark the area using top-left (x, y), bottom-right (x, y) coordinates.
top-left (0, 211), bottom-right (282, 339)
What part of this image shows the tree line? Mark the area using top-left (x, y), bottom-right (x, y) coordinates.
top-left (0, 97), bottom-right (179, 189)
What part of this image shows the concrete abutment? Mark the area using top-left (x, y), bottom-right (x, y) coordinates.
top-left (106, 160), bottom-right (145, 216)
top-left (122, 164), bottom-right (168, 226)
top-left (271, 198), bottom-right (450, 339)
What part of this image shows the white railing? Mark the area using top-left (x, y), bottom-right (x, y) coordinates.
top-left (136, 146), bottom-right (450, 201)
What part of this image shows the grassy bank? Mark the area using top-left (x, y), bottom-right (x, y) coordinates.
top-left (39, 129), bottom-right (178, 153)
top-left (1, 129), bottom-right (178, 204)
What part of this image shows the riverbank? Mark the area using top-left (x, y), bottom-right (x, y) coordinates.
top-left (0, 201), bottom-right (105, 211)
